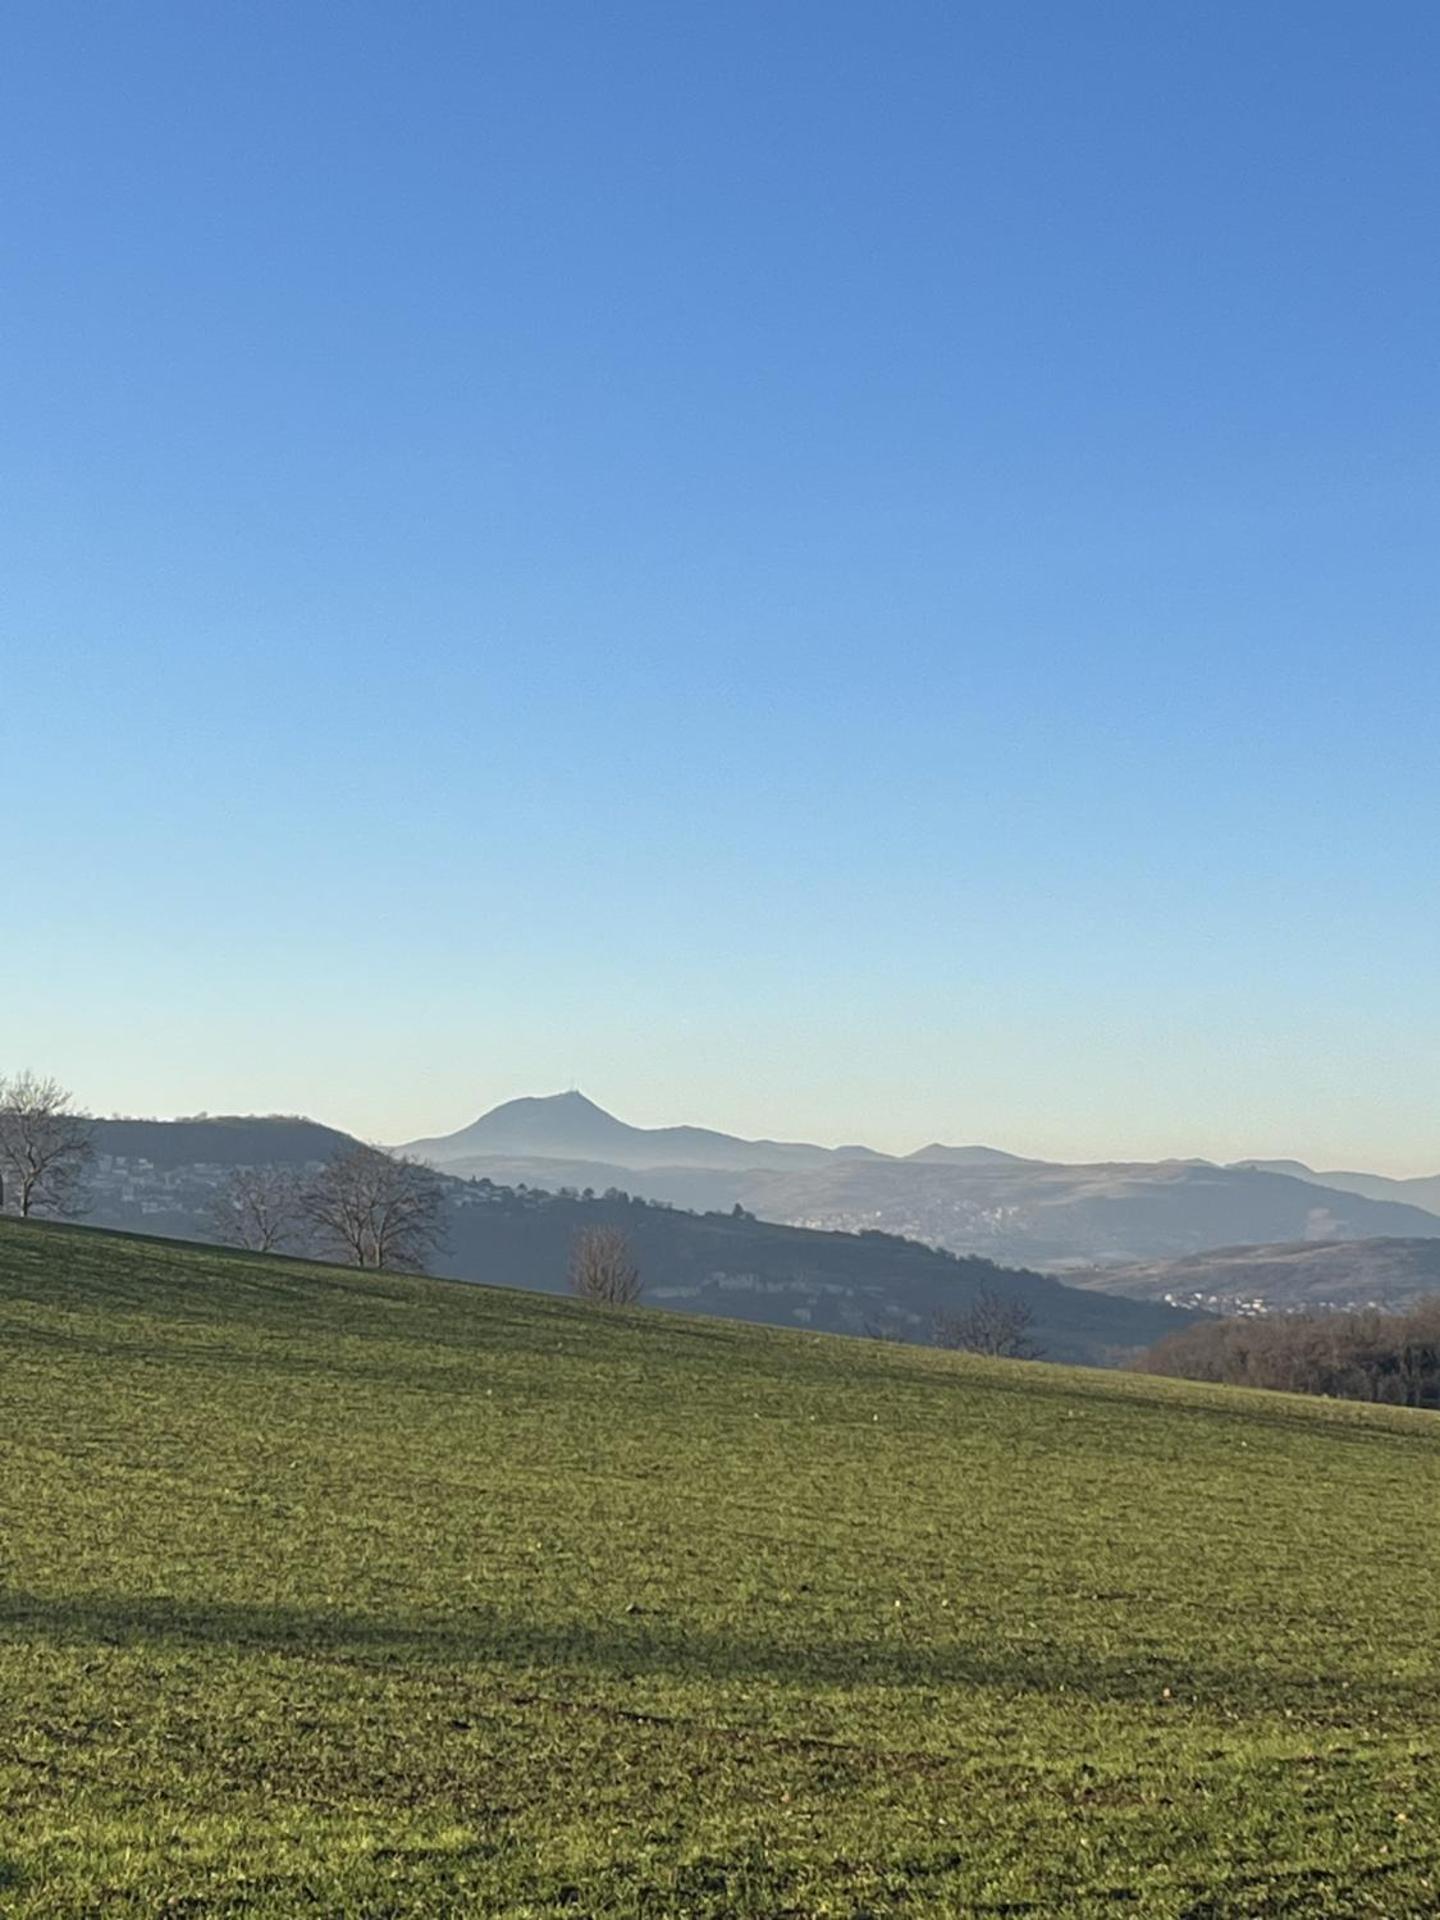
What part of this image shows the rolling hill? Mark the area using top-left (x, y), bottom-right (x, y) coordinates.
top-left (1076, 1235), bottom-right (1440, 1314)
top-left (726, 1155), bottom-right (1440, 1268)
top-left (92, 1114), bottom-right (355, 1170)
top-left (436, 1186), bottom-right (1189, 1363)
top-left (3, 1217), bottom-right (1438, 1916)
top-left (82, 1121), bottom-right (1192, 1365)
top-left (92, 1101), bottom-right (1440, 1286)
top-left (1232, 1159), bottom-right (1440, 1218)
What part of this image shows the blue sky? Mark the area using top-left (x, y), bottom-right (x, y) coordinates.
top-left (3, 1), bottom-right (1437, 1168)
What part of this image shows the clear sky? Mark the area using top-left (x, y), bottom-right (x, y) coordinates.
top-left (3, 2), bottom-right (1437, 1170)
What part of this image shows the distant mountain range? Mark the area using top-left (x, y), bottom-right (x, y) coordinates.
top-left (401, 1091), bottom-right (1026, 1175)
top-left (400, 1093), bottom-right (1440, 1269)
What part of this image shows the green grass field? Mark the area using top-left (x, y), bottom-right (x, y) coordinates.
top-left (2, 1219), bottom-right (1438, 1917)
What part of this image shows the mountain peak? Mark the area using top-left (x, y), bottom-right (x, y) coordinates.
top-left (453, 1089), bottom-right (624, 1140)
top-left (403, 1092), bottom-right (849, 1174)
top-left (536, 1089), bottom-right (608, 1114)
top-left (905, 1142), bottom-right (1037, 1168)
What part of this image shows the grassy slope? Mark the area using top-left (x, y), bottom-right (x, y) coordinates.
top-left (2, 1220), bottom-right (1438, 1919)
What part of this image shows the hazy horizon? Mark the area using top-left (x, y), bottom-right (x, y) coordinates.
top-left (53, 1078), bottom-right (1438, 1182)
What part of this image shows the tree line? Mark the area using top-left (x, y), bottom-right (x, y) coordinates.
top-left (1136, 1303), bottom-right (1440, 1410)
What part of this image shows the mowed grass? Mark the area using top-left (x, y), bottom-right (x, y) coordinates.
top-left (2, 1223), bottom-right (1438, 1918)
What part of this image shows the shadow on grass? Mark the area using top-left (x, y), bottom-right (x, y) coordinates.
top-left (1, 1588), bottom-right (1430, 1720)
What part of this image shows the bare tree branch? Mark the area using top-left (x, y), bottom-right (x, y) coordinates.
top-left (568, 1225), bottom-right (642, 1306)
top-left (0, 1071), bottom-right (95, 1219)
top-left (301, 1145), bottom-right (448, 1273)
top-left (205, 1165), bottom-right (307, 1254)
top-left (933, 1285), bottom-right (1042, 1360)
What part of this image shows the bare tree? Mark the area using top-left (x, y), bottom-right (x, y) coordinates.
top-left (205, 1165), bottom-right (307, 1254)
top-left (568, 1225), bottom-right (642, 1306)
top-left (934, 1286), bottom-right (1042, 1360)
top-left (0, 1072), bottom-right (95, 1218)
top-left (301, 1145), bottom-right (447, 1272)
